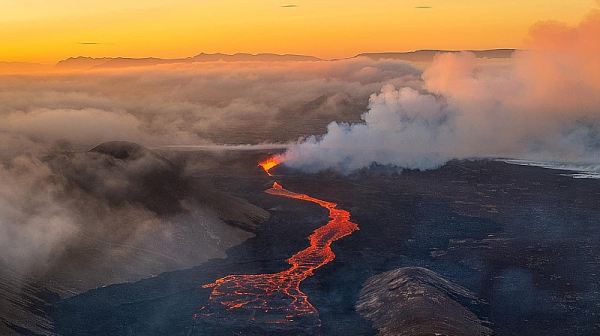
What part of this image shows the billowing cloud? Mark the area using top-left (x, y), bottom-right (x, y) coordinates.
top-left (0, 156), bottom-right (78, 273)
top-left (0, 154), bottom-right (165, 275)
top-left (2, 108), bottom-right (143, 144)
top-left (280, 5), bottom-right (600, 173)
top-left (0, 143), bottom-right (263, 283)
top-left (0, 57), bottom-right (421, 155)
top-left (281, 85), bottom-right (453, 172)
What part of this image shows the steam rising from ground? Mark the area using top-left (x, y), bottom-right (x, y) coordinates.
top-left (282, 5), bottom-right (600, 172)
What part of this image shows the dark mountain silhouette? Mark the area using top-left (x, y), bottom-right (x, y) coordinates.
top-left (55, 53), bottom-right (322, 69)
top-left (352, 49), bottom-right (516, 62)
top-left (54, 49), bottom-right (516, 70)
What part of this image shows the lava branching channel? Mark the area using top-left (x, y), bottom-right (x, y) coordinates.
top-left (195, 181), bottom-right (358, 329)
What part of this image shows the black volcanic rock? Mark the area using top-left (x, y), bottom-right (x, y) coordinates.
top-left (356, 267), bottom-right (492, 336)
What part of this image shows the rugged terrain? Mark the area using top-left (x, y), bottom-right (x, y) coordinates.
top-left (42, 150), bottom-right (600, 335)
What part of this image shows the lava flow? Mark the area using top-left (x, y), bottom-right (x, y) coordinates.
top-left (258, 156), bottom-right (281, 176)
top-left (195, 162), bottom-right (358, 329)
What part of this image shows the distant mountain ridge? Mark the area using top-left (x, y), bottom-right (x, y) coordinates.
top-left (54, 49), bottom-right (517, 69)
top-left (55, 53), bottom-right (323, 69)
top-left (352, 49), bottom-right (516, 62)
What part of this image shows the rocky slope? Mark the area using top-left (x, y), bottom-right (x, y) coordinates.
top-left (356, 267), bottom-right (492, 336)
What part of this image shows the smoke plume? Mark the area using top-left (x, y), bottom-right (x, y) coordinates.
top-left (281, 5), bottom-right (600, 173)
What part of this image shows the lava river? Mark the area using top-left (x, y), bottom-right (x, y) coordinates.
top-left (195, 162), bottom-right (358, 330)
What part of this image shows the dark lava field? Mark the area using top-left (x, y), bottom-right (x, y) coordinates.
top-left (42, 149), bottom-right (600, 336)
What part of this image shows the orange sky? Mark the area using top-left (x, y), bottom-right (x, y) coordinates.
top-left (1, 0), bottom-right (597, 63)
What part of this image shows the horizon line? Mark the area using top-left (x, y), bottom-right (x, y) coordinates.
top-left (1, 48), bottom-right (519, 66)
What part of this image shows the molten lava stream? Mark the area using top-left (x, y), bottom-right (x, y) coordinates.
top-left (195, 182), bottom-right (359, 329)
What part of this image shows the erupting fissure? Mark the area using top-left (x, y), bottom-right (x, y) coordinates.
top-left (195, 157), bottom-right (358, 328)
top-left (258, 157), bottom-right (281, 176)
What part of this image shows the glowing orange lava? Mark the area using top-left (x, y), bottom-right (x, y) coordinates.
top-left (195, 181), bottom-right (358, 328)
top-left (258, 157), bottom-right (281, 176)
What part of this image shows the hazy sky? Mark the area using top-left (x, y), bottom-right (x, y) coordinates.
top-left (1, 0), bottom-right (597, 63)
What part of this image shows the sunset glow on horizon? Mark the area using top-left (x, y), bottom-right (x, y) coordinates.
top-left (1, 0), bottom-right (597, 63)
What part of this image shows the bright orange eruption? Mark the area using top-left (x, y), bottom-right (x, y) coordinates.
top-left (258, 157), bottom-right (281, 176)
top-left (195, 181), bottom-right (359, 329)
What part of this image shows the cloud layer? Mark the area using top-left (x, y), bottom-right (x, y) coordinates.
top-left (0, 58), bottom-right (421, 157)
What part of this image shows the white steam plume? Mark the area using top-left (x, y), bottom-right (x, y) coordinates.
top-left (280, 5), bottom-right (600, 173)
